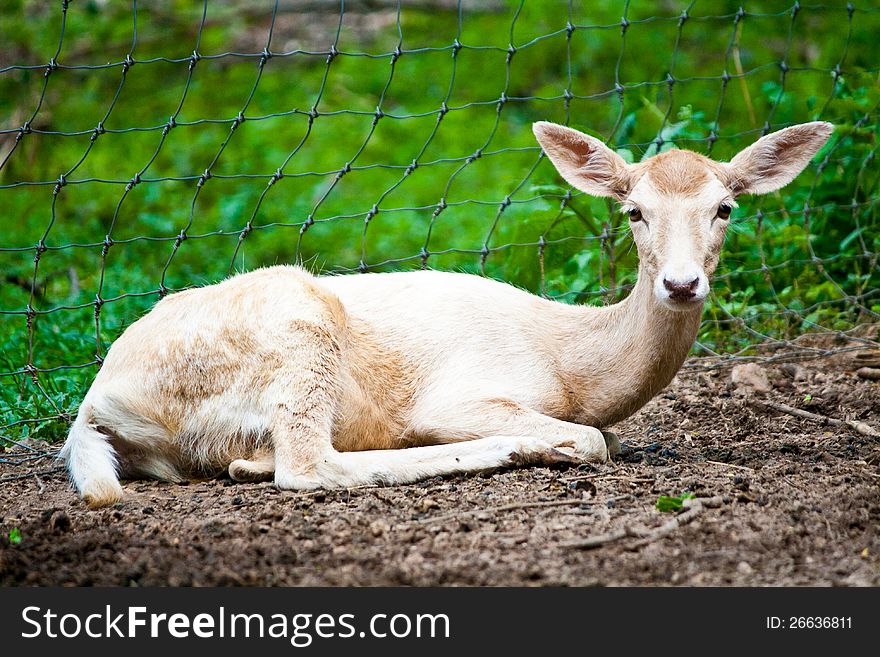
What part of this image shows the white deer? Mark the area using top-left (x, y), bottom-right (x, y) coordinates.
top-left (61, 121), bottom-right (833, 507)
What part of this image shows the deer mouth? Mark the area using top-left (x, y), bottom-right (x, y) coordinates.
top-left (663, 293), bottom-right (706, 309)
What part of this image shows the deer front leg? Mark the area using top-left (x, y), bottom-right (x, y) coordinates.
top-left (422, 398), bottom-right (613, 463)
top-left (257, 324), bottom-right (582, 490)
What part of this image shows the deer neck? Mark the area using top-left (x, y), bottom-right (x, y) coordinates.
top-left (557, 265), bottom-right (703, 428)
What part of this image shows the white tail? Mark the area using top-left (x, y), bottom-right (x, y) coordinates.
top-left (60, 405), bottom-right (123, 508)
top-left (61, 121), bottom-right (833, 507)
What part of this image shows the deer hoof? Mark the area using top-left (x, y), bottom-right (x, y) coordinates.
top-left (510, 446), bottom-right (582, 469)
top-left (601, 431), bottom-right (621, 459)
top-left (229, 459), bottom-right (274, 483)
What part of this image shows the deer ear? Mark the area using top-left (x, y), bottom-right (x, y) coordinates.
top-left (722, 122), bottom-right (834, 196)
top-left (533, 122), bottom-right (632, 199)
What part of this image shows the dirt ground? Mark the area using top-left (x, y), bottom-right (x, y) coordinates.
top-left (2, 345), bottom-right (879, 587)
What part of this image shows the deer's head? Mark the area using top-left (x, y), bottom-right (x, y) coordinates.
top-left (533, 121), bottom-right (833, 311)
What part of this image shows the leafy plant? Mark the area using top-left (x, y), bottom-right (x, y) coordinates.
top-left (656, 493), bottom-right (696, 513)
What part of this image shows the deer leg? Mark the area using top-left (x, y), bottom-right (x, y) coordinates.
top-left (296, 436), bottom-right (582, 489)
top-left (228, 448), bottom-right (275, 483)
top-left (266, 319), bottom-right (346, 491)
top-left (418, 398), bottom-right (611, 462)
top-left (258, 321), bottom-right (579, 490)
top-left (268, 385), bottom-right (584, 488)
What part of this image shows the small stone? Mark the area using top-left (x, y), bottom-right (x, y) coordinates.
top-left (773, 378), bottom-right (795, 393)
top-left (731, 363), bottom-right (771, 393)
top-left (568, 479), bottom-right (596, 496)
top-left (369, 520), bottom-right (390, 537)
top-left (856, 367), bottom-right (880, 380)
top-left (417, 497), bottom-right (439, 513)
top-left (736, 561), bottom-right (753, 575)
top-left (780, 363), bottom-right (808, 381)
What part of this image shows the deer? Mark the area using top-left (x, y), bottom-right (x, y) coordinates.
top-left (61, 120), bottom-right (833, 508)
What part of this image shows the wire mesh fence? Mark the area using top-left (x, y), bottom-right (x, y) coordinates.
top-left (1, 0), bottom-right (878, 447)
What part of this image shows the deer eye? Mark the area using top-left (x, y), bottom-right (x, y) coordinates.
top-left (717, 203), bottom-right (732, 220)
top-left (628, 207), bottom-right (643, 222)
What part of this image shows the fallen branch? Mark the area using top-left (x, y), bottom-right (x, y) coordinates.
top-left (0, 450), bottom-right (60, 466)
top-left (856, 367), bottom-right (880, 381)
top-left (560, 526), bottom-right (632, 549)
top-left (562, 473), bottom-right (655, 483)
top-left (750, 399), bottom-right (880, 439)
top-left (416, 499), bottom-right (590, 525)
top-left (853, 350), bottom-right (880, 368)
top-left (562, 496), bottom-right (724, 550)
top-left (0, 466), bottom-right (65, 483)
top-left (704, 460), bottom-right (754, 472)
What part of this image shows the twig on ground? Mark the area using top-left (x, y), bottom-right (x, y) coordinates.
top-left (562, 473), bottom-right (655, 483)
top-left (560, 526), bottom-right (632, 549)
top-left (0, 466), bottom-right (65, 483)
top-left (278, 489), bottom-right (327, 499)
top-left (704, 460), bottom-right (754, 472)
top-left (780, 475), bottom-right (806, 491)
top-left (750, 399), bottom-right (880, 439)
top-left (853, 351), bottom-right (880, 368)
top-left (0, 437), bottom-right (42, 452)
top-left (561, 496), bottom-right (724, 550)
top-left (856, 367), bottom-right (880, 380)
top-left (416, 499), bottom-right (590, 525)
top-left (0, 450), bottom-right (59, 465)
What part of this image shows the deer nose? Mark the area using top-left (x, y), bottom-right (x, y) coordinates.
top-left (663, 277), bottom-right (700, 300)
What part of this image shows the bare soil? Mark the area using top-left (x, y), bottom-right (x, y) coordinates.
top-left (2, 348), bottom-right (879, 587)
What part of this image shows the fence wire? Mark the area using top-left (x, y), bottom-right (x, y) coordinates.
top-left (0, 0), bottom-right (878, 446)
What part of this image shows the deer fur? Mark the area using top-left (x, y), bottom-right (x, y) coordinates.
top-left (61, 121), bottom-right (833, 507)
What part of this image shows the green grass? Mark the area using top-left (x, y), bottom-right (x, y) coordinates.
top-left (1, 1), bottom-right (878, 442)
top-left (656, 493), bottom-right (696, 513)
top-left (8, 527), bottom-right (22, 545)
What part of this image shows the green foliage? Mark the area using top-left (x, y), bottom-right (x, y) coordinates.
top-left (0, 1), bottom-right (877, 441)
top-left (8, 527), bottom-right (22, 545)
top-left (656, 493), bottom-right (696, 513)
